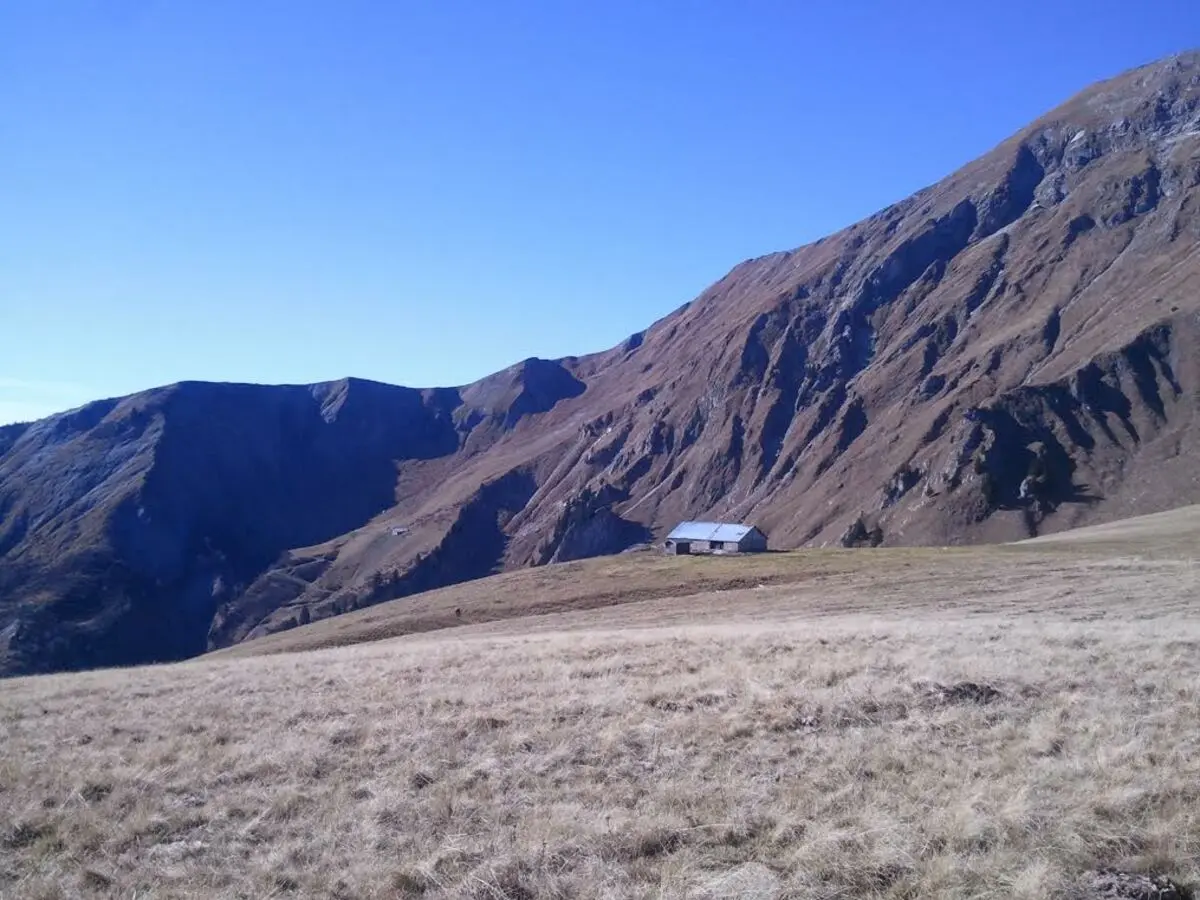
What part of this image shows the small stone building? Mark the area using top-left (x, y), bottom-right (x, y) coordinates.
top-left (664, 522), bottom-right (768, 555)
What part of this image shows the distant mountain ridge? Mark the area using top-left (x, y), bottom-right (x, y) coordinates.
top-left (4, 51), bottom-right (1200, 675)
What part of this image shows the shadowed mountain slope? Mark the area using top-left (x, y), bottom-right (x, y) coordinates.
top-left (4, 52), bottom-right (1200, 674)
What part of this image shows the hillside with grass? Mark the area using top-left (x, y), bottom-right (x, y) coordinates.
top-left (3, 507), bottom-right (1200, 898)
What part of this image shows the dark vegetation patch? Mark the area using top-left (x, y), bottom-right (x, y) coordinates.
top-left (920, 681), bottom-right (1003, 706)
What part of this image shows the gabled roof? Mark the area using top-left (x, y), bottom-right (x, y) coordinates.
top-left (667, 521), bottom-right (759, 543)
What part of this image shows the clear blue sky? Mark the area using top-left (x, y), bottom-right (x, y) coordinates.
top-left (1, 1), bottom-right (1196, 423)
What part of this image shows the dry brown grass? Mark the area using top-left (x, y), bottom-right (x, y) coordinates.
top-left (212, 549), bottom-right (877, 657)
top-left (3, 510), bottom-right (1200, 898)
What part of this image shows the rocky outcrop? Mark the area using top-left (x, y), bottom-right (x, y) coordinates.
top-left (840, 514), bottom-right (884, 548)
top-left (1078, 869), bottom-right (1191, 900)
top-left (534, 485), bottom-right (651, 565)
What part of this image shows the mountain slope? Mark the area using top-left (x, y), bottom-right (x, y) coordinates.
top-left (4, 51), bottom-right (1200, 675)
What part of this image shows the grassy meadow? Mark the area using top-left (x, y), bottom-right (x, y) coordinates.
top-left (3, 508), bottom-right (1200, 898)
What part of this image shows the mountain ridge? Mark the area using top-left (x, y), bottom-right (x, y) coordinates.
top-left (4, 50), bottom-right (1200, 675)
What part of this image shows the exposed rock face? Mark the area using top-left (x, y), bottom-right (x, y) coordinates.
top-left (533, 485), bottom-right (651, 565)
top-left (5, 52), bottom-right (1200, 674)
top-left (840, 515), bottom-right (883, 549)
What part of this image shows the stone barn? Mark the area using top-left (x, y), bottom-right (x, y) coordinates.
top-left (664, 522), bottom-right (768, 555)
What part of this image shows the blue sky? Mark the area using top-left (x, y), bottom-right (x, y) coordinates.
top-left (1, 1), bottom-right (1196, 424)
